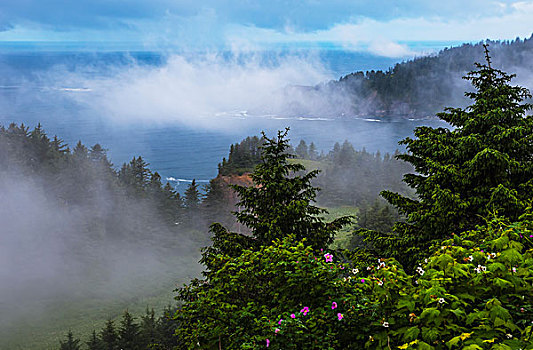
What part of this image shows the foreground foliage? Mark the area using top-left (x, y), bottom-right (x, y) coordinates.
top-left (173, 214), bottom-right (532, 349)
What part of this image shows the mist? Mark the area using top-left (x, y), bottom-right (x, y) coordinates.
top-left (0, 166), bottom-right (202, 342)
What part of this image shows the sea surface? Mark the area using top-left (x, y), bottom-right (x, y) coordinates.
top-left (0, 46), bottom-right (450, 190)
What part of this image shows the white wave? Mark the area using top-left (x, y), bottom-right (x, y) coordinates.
top-left (296, 116), bottom-right (333, 121)
top-left (58, 87), bottom-right (93, 92)
top-left (169, 178), bottom-right (210, 183)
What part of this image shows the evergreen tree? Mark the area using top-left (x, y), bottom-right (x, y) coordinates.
top-left (295, 139), bottom-right (309, 158)
top-left (184, 179), bottom-right (200, 210)
top-left (117, 310), bottom-right (140, 350)
top-left (156, 306), bottom-right (179, 349)
top-left (233, 129), bottom-right (351, 249)
top-left (201, 129), bottom-right (351, 274)
top-left (72, 141), bottom-right (89, 162)
top-left (86, 330), bottom-right (105, 350)
top-left (100, 320), bottom-right (118, 350)
top-left (203, 178), bottom-right (232, 227)
top-left (89, 143), bottom-right (107, 162)
top-left (371, 46), bottom-right (533, 269)
top-left (118, 156), bottom-right (151, 191)
top-left (139, 307), bottom-right (158, 348)
top-left (58, 330), bottom-right (81, 350)
top-left (308, 142), bottom-right (318, 160)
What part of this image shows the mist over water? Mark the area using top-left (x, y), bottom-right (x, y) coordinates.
top-left (0, 49), bottom-right (450, 186)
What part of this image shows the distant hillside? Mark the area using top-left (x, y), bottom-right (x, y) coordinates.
top-left (306, 35), bottom-right (533, 119)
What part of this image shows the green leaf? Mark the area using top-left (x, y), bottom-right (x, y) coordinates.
top-left (462, 345), bottom-right (483, 350)
top-left (403, 326), bottom-right (421, 342)
top-left (420, 308), bottom-right (441, 321)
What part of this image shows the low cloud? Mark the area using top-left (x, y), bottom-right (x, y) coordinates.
top-left (63, 52), bottom-right (348, 128)
top-left (366, 40), bottom-right (416, 58)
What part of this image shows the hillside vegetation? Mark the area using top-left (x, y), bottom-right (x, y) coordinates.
top-left (322, 36), bottom-right (533, 118)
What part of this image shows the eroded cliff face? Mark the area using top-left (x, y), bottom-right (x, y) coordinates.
top-left (209, 173), bottom-right (254, 233)
top-left (215, 173), bottom-right (254, 206)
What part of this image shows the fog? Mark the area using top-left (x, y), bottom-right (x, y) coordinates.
top-left (54, 51), bottom-right (357, 128)
top-left (27, 44), bottom-right (531, 132)
top-left (0, 168), bottom-right (202, 343)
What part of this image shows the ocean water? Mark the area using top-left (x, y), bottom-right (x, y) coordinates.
top-left (0, 47), bottom-right (449, 190)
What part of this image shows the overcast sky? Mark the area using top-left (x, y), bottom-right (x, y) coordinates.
top-left (1, 1), bottom-right (532, 56)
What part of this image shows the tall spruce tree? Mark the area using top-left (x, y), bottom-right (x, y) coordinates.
top-left (232, 128), bottom-right (351, 249)
top-left (370, 46), bottom-right (533, 269)
top-left (200, 128), bottom-right (351, 273)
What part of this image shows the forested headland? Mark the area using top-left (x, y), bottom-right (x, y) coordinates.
top-left (310, 35), bottom-right (533, 118)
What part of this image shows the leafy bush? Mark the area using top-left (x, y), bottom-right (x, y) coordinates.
top-left (363, 215), bottom-right (533, 349)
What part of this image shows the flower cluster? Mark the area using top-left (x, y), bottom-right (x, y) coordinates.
top-left (474, 264), bottom-right (486, 273)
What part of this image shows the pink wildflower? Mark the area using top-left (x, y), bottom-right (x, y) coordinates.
top-left (275, 328), bottom-right (280, 334)
top-left (300, 307), bottom-right (309, 315)
top-left (324, 253), bottom-right (333, 262)
top-left (337, 313), bottom-right (343, 320)
top-left (278, 319), bottom-right (283, 325)
top-left (361, 278), bottom-right (365, 283)
top-left (266, 339), bottom-right (270, 347)
top-left (290, 314), bottom-right (295, 319)
top-left (331, 302), bottom-right (337, 310)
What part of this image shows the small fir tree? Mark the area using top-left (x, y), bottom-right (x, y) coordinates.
top-left (100, 320), bottom-right (118, 350)
top-left (58, 330), bottom-right (81, 350)
top-left (118, 310), bottom-right (140, 350)
top-left (86, 330), bottom-right (105, 350)
top-left (184, 179), bottom-right (201, 210)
